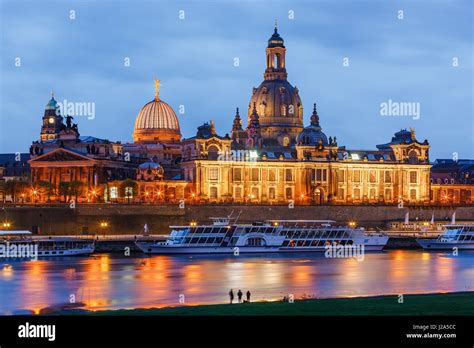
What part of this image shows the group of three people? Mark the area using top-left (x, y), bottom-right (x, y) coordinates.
top-left (229, 289), bottom-right (251, 303)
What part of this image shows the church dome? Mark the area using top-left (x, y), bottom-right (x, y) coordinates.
top-left (249, 79), bottom-right (303, 127)
top-left (137, 160), bottom-right (164, 181)
top-left (246, 26), bottom-right (303, 147)
top-left (297, 104), bottom-right (328, 146)
top-left (133, 80), bottom-right (181, 144)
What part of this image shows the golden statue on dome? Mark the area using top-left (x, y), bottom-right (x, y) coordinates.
top-left (154, 78), bottom-right (160, 100)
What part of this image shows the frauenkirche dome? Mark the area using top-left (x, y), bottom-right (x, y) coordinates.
top-left (133, 80), bottom-right (181, 144)
top-left (248, 25), bottom-right (303, 147)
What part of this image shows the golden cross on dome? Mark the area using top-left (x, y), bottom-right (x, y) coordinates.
top-left (154, 78), bottom-right (160, 100)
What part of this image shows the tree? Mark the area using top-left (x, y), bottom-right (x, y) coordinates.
top-left (58, 182), bottom-right (70, 203)
top-left (4, 180), bottom-right (18, 202)
top-left (0, 180), bottom-right (6, 202)
top-left (38, 181), bottom-right (54, 202)
top-left (15, 181), bottom-right (31, 202)
top-left (68, 181), bottom-right (85, 202)
top-left (119, 179), bottom-right (138, 203)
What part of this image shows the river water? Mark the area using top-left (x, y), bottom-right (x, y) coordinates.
top-left (0, 250), bottom-right (473, 314)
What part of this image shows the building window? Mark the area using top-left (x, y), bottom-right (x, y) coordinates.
top-left (323, 169), bottom-right (327, 181)
top-left (209, 168), bottom-right (219, 181)
top-left (234, 187), bottom-right (242, 199)
top-left (385, 189), bottom-right (392, 201)
top-left (233, 168), bottom-right (242, 181)
top-left (207, 146), bottom-right (220, 160)
top-left (369, 188), bottom-right (377, 200)
top-left (337, 188), bottom-right (344, 200)
top-left (315, 169), bottom-right (322, 181)
top-left (110, 187), bottom-right (118, 199)
top-left (353, 188), bottom-right (361, 200)
top-left (384, 171), bottom-right (392, 183)
top-left (369, 170), bottom-right (377, 183)
top-left (285, 169), bottom-right (293, 182)
top-left (410, 189), bottom-right (417, 200)
top-left (285, 187), bottom-right (293, 200)
top-left (210, 187), bottom-right (218, 199)
top-left (353, 170), bottom-right (361, 183)
top-left (251, 168), bottom-right (260, 181)
top-left (410, 171), bottom-right (417, 184)
top-left (268, 169), bottom-right (277, 181)
top-left (337, 170), bottom-right (345, 182)
top-left (251, 187), bottom-right (259, 199)
top-left (269, 187), bottom-right (276, 200)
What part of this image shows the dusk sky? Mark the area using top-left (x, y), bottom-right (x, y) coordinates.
top-left (0, 0), bottom-right (472, 160)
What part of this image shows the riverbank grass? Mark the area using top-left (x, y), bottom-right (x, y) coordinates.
top-left (86, 292), bottom-right (473, 316)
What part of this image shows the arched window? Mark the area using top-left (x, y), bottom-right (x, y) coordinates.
top-left (207, 145), bottom-right (219, 160)
top-left (408, 150), bottom-right (419, 164)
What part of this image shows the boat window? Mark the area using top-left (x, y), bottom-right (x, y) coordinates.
top-left (246, 237), bottom-right (266, 246)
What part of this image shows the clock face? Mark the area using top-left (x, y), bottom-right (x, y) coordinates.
top-left (48, 117), bottom-right (55, 124)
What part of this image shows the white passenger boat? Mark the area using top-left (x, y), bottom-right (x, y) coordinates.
top-left (0, 231), bottom-right (95, 258)
top-left (135, 218), bottom-right (389, 254)
top-left (416, 224), bottom-right (474, 250)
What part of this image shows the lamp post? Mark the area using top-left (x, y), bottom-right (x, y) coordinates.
top-left (99, 221), bottom-right (109, 236)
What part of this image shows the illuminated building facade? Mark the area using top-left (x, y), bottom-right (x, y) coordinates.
top-left (17, 26), bottom-right (451, 206)
top-left (181, 27), bottom-right (432, 205)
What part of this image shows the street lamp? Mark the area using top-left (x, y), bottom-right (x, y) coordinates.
top-left (32, 189), bottom-right (38, 204)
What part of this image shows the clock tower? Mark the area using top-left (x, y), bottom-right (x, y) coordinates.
top-left (40, 93), bottom-right (64, 141)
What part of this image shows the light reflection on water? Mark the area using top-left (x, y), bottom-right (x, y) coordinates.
top-left (0, 250), bottom-right (472, 313)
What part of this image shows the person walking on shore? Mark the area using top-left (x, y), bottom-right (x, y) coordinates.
top-left (237, 289), bottom-right (243, 303)
top-left (229, 289), bottom-right (234, 304)
top-left (246, 290), bottom-right (251, 302)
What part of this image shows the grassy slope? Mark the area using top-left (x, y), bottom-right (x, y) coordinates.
top-left (84, 292), bottom-right (474, 316)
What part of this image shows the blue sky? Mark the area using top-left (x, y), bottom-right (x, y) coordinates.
top-left (0, 0), bottom-right (472, 160)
